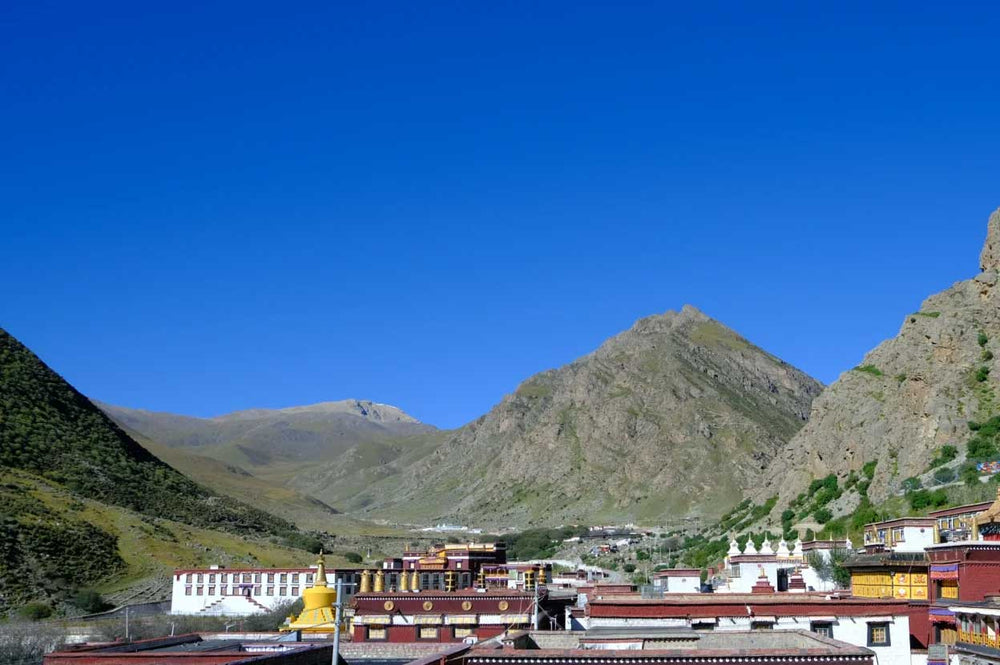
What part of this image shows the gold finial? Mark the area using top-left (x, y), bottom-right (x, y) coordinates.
top-left (758, 565), bottom-right (766, 578)
top-left (314, 551), bottom-right (328, 587)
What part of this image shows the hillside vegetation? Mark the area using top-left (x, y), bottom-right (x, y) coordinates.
top-left (0, 327), bottom-right (342, 614)
top-left (0, 328), bottom-right (294, 536)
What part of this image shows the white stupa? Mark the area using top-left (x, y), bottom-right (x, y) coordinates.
top-left (776, 539), bottom-right (790, 557)
top-left (760, 538), bottom-right (774, 555)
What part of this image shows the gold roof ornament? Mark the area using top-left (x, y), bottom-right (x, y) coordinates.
top-left (282, 551), bottom-right (340, 633)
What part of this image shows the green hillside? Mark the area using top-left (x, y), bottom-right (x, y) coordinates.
top-left (0, 327), bottom-right (293, 536)
top-left (0, 327), bottom-right (344, 615)
top-left (0, 468), bottom-right (348, 614)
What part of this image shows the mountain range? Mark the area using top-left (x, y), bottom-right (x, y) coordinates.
top-left (104, 306), bottom-right (823, 528)
top-left (8, 205), bottom-right (1000, 614)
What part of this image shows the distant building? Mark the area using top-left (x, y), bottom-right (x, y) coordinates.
top-left (862, 517), bottom-right (936, 553)
top-left (928, 502), bottom-right (994, 543)
top-left (650, 568), bottom-right (700, 593)
top-left (375, 542), bottom-right (548, 592)
top-left (170, 565), bottom-right (360, 616)
top-left (43, 634), bottom-right (331, 665)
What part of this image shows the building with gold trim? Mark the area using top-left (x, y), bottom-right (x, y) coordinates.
top-left (350, 589), bottom-right (542, 642)
top-left (375, 542), bottom-right (550, 592)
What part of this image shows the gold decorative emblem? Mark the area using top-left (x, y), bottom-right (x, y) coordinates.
top-left (498, 600), bottom-right (509, 611)
top-left (423, 601), bottom-right (434, 611)
top-left (462, 600), bottom-right (473, 611)
top-left (383, 601), bottom-right (395, 611)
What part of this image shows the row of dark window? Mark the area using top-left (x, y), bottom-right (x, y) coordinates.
top-left (183, 585), bottom-right (300, 597)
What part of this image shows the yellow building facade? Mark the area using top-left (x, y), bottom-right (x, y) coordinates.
top-left (850, 569), bottom-right (928, 600)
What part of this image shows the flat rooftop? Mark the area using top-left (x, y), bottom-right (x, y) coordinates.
top-left (43, 634), bottom-right (332, 664)
top-left (464, 630), bottom-right (873, 660)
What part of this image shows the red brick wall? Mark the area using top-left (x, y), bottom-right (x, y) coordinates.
top-left (353, 624), bottom-right (512, 644)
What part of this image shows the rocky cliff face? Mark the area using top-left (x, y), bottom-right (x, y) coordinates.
top-left (316, 305), bottom-right (822, 527)
top-left (759, 207), bottom-right (1000, 507)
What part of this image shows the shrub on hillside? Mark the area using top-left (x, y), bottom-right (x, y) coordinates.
top-left (933, 467), bottom-right (957, 485)
top-left (908, 489), bottom-right (949, 510)
top-left (17, 602), bottom-right (52, 621)
top-left (929, 445), bottom-right (958, 469)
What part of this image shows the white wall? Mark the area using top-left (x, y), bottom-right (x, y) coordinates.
top-left (716, 561), bottom-right (833, 593)
top-left (897, 527), bottom-right (935, 553)
top-left (653, 576), bottom-right (701, 593)
top-left (171, 570), bottom-right (330, 616)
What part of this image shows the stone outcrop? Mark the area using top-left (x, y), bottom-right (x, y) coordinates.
top-left (981, 208), bottom-right (1000, 272)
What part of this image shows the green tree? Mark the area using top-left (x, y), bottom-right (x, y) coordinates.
top-left (72, 589), bottom-right (111, 614)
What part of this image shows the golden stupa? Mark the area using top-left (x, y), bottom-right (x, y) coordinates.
top-left (283, 552), bottom-right (342, 633)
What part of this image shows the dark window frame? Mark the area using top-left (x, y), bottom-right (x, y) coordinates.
top-left (867, 622), bottom-right (891, 647)
top-left (811, 622), bottom-right (834, 639)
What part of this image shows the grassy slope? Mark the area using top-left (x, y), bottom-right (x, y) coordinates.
top-left (0, 328), bottom-right (296, 538)
top-left (1, 469), bottom-right (348, 611)
top-left (133, 430), bottom-right (413, 537)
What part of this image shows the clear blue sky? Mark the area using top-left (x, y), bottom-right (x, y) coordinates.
top-left (3, 1), bottom-right (999, 429)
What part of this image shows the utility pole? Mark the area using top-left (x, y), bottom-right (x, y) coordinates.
top-left (124, 606), bottom-right (130, 642)
top-left (332, 577), bottom-right (343, 665)
top-left (531, 576), bottom-right (539, 630)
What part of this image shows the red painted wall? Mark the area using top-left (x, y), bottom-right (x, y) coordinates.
top-left (353, 624), bottom-right (514, 644)
top-left (907, 602), bottom-right (931, 649)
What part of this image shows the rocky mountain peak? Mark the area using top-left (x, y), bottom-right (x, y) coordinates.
top-left (317, 307), bottom-right (822, 526)
top-left (979, 207), bottom-right (1000, 272)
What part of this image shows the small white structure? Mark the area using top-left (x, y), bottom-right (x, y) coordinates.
top-left (714, 539), bottom-right (846, 593)
top-left (651, 568), bottom-right (701, 593)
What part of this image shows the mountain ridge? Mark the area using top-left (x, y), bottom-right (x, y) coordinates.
top-left (298, 304), bottom-right (823, 527)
